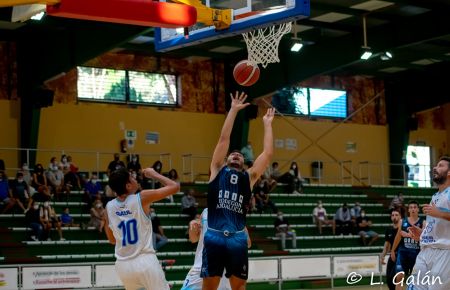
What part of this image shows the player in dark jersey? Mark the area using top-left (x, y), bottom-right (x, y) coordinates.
top-left (201, 91), bottom-right (274, 290)
top-left (380, 208), bottom-right (402, 290)
top-left (391, 201), bottom-right (424, 290)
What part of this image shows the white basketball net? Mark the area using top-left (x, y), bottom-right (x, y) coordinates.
top-left (242, 22), bottom-right (292, 68)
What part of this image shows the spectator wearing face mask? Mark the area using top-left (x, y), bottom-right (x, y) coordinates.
top-left (181, 189), bottom-right (197, 221)
top-left (356, 209), bottom-right (379, 246)
top-left (150, 208), bottom-right (169, 251)
top-left (60, 207), bottom-right (80, 228)
top-left (334, 203), bottom-right (353, 235)
top-left (31, 163), bottom-right (52, 201)
top-left (107, 153), bottom-right (126, 176)
top-left (278, 162), bottom-right (304, 194)
top-left (40, 201), bottom-right (65, 241)
top-left (274, 211), bottom-right (296, 250)
top-left (127, 154), bottom-right (142, 176)
top-left (88, 199), bottom-right (106, 233)
top-left (84, 173), bottom-right (104, 210)
top-left (25, 201), bottom-right (43, 241)
top-left (21, 163), bottom-right (33, 189)
top-left (10, 172), bottom-right (30, 213)
top-left (253, 178), bottom-right (278, 214)
top-left (312, 200), bottom-right (335, 235)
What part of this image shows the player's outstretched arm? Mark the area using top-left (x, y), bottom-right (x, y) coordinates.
top-left (140, 168), bottom-right (180, 210)
top-left (210, 92), bottom-right (250, 181)
top-left (248, 108), bottom-right (274, 187)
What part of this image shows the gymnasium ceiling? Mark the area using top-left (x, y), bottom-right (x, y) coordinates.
top-left (1, 0), bottom-right (450, 110)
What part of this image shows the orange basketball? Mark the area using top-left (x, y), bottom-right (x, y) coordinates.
top-left (233, 60), bottom-right (260, 86)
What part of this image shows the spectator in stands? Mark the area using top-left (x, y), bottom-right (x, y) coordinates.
top-left (350, 201), bottom-right (362, 231)
top-left (21, 163), bottom-right (33, 189)
top-left (10, 172), bottom-right (30, 213)
top-left (356, 209), bottom-right (379, 246)
top-left (31, 163), bottom-right (51, 201)
top-left (241, 141), bottom-right (254, 167)
top-left (150, 207), bottom-right (168, 251)
top-left (40, 201), bottom-right (65, 240)
top-left (269, 162), bottom-right (282, 181)
top-left (63, 155), bottom-right (81, 189)
top-left (253, 178), bottom-right (278, 214)
top-left (84, 172), bottom-right (103, 208)
top-left (274, 211), bottom-right (296, 250)
top-left (107, 153), bottom-right (126, 176)
top-left (127, 154), bottom-right (142, 176)
top-left (0, 171), bottom-right (15, 213)
top-left (60, 207), bottom-right (79, 227)
top-left (390, 193), bottom-right (404, 211)
top-left (181, 189), bottom-right (197, 221)
top-left (104, 184), bottom-right (116, 204)
top-left (312, 200), bottom-right (335, 235)
top-left (278, 161), bottom-right (303, 194)
top-left (59, 154), bottom-right (70, 173)
top-left (334, 203), bottom-right (353, 235)
top-left (25, 200), bottom-right (43, 241)
top-left (47, 161), bottom-right (70, 201)
top-left (262, 166), bottom-right (278, 193)
top-left (88, 199), bottom-right (106, 233)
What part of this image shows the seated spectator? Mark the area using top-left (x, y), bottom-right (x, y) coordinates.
top-left (10, 172), bottom-right (30, 213)
top-left (312, 200), bottom-right (335, 235)
top-left (104, 184), bottom-right (117, 204)
top-left (262, 166), bottom-right (277, 193)
top-left (334, 203), bottom-right (353, 235)
top-left (0, 171), bottom-right (15, 213)
top-left (142, 160), bottom-right (163, 189)
top-left (66, 155), bottom-right (82, 189)
top-left (127, 154), bottom-right (142, 176)
top-left (21, 163), bottom-right (34, 192)
top-left (181, 189), bottom-right (197, 221)
top-left (253, 178), bottom-right (278, 214)
top-left (278, 162), bottom-right (303, 194)
top-left (47, 160), bottom-right (70, 201)
top-left (389, 193), bottom-right (405, 217)
top-left (107, 153), bottom-right (126, 176)
top-left (150, 208), bottom-right (168, 251)
top-left (25, 201), bottom-right (43, 241)
top-left (40, 201), bottom-right (64, 241)
top-left (60, 207), bottom-right (80, 227)
top-left (274, 211), bottom-right (296, 250)
top-left (350, 201), bottom-right (362, 230)
top-left (88, 199), bottom-right (106, 233)
top-left (84, 173), bottom-right (104, 209)
top-left (356, 209), bottom-right (379, 246)
top-left (269, 162), bottom-right (282, 181)
top-left (31, 163), bottom-right (52, 201)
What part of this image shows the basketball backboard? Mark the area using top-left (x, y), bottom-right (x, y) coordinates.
top-left (155, 0), bottom-right (310, 52)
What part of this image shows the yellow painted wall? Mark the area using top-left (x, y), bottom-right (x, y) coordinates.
top-left (248, 116), bottom-right (389, 185)
top-left (36, 102), bottom-right (226, 179)
top-left (0, 100), bottom-right (20, 175)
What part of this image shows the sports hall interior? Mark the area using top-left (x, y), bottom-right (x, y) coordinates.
top-left (0, 0), bottom-right (449, 289)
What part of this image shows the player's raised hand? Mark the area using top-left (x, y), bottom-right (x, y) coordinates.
top-left (263, 107), bottom-right (275, 125)
top-left (422, 203), bottom-right (440, 218)
top-left (230, 91), bottom-right (250, 111)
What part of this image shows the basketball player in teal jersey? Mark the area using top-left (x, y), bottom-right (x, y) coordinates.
top-left (201, 91), bottom-right (274, 290)
top-left (104, 167), bottom-right (179, 290)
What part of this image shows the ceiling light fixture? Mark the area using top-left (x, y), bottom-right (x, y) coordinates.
top-left (291, 42), bottom-right (303, 52)
top-left (30, 11), bottom-right (45, 21)
top-left (360, 15), bottom-right (372, 60)
top-left (380, 51), bottom-right (393, 60)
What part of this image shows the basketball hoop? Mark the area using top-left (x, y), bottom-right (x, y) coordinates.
top-left (242, 22), bottom-right (292, 68)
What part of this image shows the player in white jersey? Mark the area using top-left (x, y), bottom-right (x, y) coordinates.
top-left (182, 208), bottom-right (251, 290)
top-left (105, 167), bottom-right (179, 290)
top-left (405, 156), bottom-right (450, 290)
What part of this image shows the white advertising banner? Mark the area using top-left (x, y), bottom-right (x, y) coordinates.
top-left (334, 255), bottom-right (380, 278)
top-left (22, 266), bottom-right (91, 289)
top-left (248, 259), bottom-right (278, 281)
top-left (282, 257), bottom-right (332, 279)
top-left (0, 268), bottom-right (18, 290)
top-left (95, 265), bottom-right (123, 287)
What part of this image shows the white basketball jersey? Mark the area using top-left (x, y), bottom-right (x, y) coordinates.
top-left (420, 186), bottom-right (450, 249)
top-left (106, 194), bottom-right (155, 260)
